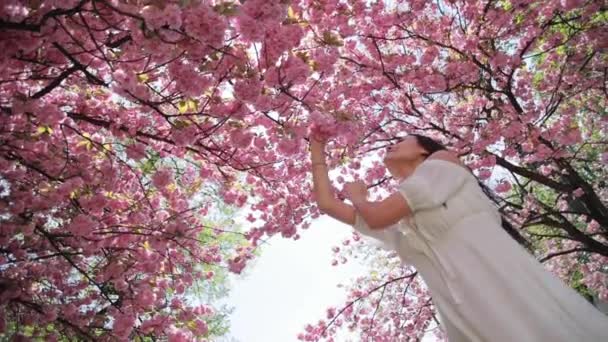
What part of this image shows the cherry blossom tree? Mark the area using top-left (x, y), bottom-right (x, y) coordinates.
top-left (0, 0), bottom-right (606, 341)
top-left (295, 0), bottom-right (607, 340)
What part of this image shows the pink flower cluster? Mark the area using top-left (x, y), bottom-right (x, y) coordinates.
top-left (236, 0), bottom-right (287, 42)
top-left (1, 0), bottom-right (605, 340)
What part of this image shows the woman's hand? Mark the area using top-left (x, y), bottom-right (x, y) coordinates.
top-left (309, 134), bottom-right (328, 165)
top-left (343, 180), bottom-right (368, 203)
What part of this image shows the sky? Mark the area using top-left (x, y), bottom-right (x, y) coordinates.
top-left (220, 213), bottom-right (440, 342)
top-left (221, 215), bottom-right (368, 342)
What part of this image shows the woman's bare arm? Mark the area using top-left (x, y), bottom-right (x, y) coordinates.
top-left (310, 141), bottom-right (462, 229)
top-left (349, 150), bottom-right (462, 229)
top-left (310, 138), bottom-right (357, 226)
top-left (350, 193), bottom-right (412, 230)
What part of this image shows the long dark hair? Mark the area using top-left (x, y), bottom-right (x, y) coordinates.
top-left (411, 134), bottom-right (531, 250)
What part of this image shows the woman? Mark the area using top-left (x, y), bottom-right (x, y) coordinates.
top-left (310, 134), bottom-right (608, 341)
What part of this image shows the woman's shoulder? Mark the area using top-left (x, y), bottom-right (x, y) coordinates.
top-left (424, 151), bottom-right (469, 172)
top-left (427, 150), bottom-right (462, 164)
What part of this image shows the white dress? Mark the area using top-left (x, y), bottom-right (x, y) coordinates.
top-left (352, 159), bottom-right (608, 341)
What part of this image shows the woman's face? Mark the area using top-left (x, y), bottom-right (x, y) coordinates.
top-left (384, 136), bottom-right (426, 162)
top-left (383, 136), bottom-right (427, 180)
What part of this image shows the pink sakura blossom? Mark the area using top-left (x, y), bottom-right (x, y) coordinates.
top-left (587, 220), bottom-right (600, 233)
top-left (39, 104), bottom-right (65, 126)
top-left (126, 143), bottom-right (147, 160)
top-left (477, 169), bottom-right (493, 180)
top-left (560, 0), bottom-right (586, 11)
top-left (313, 49), bottom-right (340, 74)
top-left (282, 55), bottom-right (312, 84)
top-left (192, 320), bottom-right (209, 335)
top-left (422, 74), bottom-right (446, 91)
top-left (182, 3), bottom-right (226, 47)
top-left (172, 125), bottom-right (199, 147)
top-left (113, 311), bottom-right (136, 338)
top-left (1, 0), bottom-right (606, 340)
top-left (168, 60), bottom-right (212, 97)
top-left (240, 0), bottom-right (286, 24)
top-left (235, 14), bottom-right (266, 42)
top-left (326, 307), bottom-right (336, 319)
top-left (152, 169), bottom-right (173, 189)
top-left (600, 152), bottom-right (608, 165)
top-left (263, 24), bottom-right (305, 60)
top-left (136, 286), bottom-right (156, 309)
top-left (234, 77), bottom-right (262, 102)
top-left (141, 5), bottom-right (171, 30)
top-left (168, 328), bottom-right (194, 342)
top-left (228, 256), bottom-right (247, 274)
top-left (67, 214), bottom-right (96, 237)
top-left (420, 46), bottom-right (439, 65)
top-left (495, 181), bottom-right (513, 193)
top-left (277, 138), bottom-right (302, 155)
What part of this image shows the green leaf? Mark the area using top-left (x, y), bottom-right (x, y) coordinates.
top-left (532, 72), bottom-right (544, 87)
top-left (137, 73), bottom-right (149, 83)
top-left (23, 325), bottom-right (35, 337)
top-left (34, 125), bottom-right (53, 136)
top-left (213, 2), bottom-right (239, 16)
top-left (178, 98), bottom-right (197, 114)
top-left (322, 31), bottom-right (344, 47)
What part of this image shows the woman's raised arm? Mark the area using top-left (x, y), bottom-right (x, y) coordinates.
top-left (309, 138), bottom-right (357, 226)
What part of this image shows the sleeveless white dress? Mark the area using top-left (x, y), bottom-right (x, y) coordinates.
top-left (352, 159), bottom-right (608, 341)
